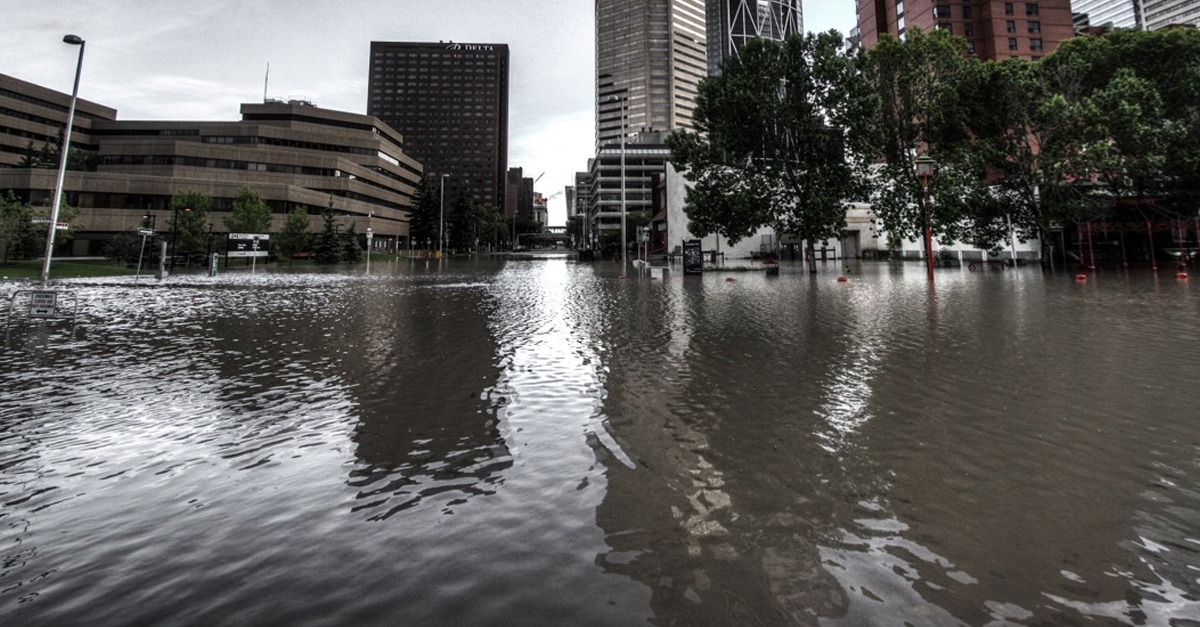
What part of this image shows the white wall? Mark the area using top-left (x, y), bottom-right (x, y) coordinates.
top-left (666, 167), bottom-right (1041, 262)
top-left (666, 163), bottom-right (776, 259)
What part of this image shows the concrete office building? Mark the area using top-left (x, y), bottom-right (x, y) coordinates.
top-left (367, 41), bottom-right (509, 211)
top-left (596, 0), bottom-right (707, 150)
top-left (706, 0), bottom-right (803, 75)
top-left (0, 73), bottom-right (420, 256)
top-left (1144, 0), bottom-right (1200, 28)
top-left (855, 1), bottom-right (1074, 60)
top-left (587, 131), bottom-right (672, 250)
top-left (594, 0), bottom-right (705, 246)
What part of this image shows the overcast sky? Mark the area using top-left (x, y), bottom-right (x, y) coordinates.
top-left (2, 0), bottom-right (856, 223)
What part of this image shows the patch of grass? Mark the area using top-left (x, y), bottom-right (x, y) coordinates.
top-left (0, 259), bottom-right (138, 280)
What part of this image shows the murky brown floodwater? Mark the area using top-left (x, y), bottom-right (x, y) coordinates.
top-left (1, 258), bottom-right (1197, 626)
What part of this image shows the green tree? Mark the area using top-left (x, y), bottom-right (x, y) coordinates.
top-left (103, 230), bottom-right (143, 264)
top-left (169, 190), bottom-right (212, 263)
top-left (342, 222), bottom-right (363, 263)
top-left (18, 130), bottom-right (99, 171)
top-left (408, 177), bottom-right (440, 250)
top-left (276, 205), bottom-right (312, 261)
top-left (669, 31), bottom-right (872, 271)
top-left (447, 195), bottom-right (476, 252)
top-left (313, 207), bottom-right (343, 264)
top-left (861, 28), bottom-right (975, 248)
top-left (224, 186), bottom-right (271, 234)
top-left (566, 215), bottom-right (584, 249)
top-left (0, 192), bottom-right (34, 263)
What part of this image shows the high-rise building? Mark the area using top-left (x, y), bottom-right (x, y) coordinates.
top-left (706, 0), bottom-right (804, 75)
top-left (1144, 0), bottom-right (1200, 29)
top-left (1072, 0), bottom-right (1145, 30)
top-left (595, 0), bottom-right (707, 151)
top-left (367, 41), bottom-right (509, 210)
top-left (855, 1), bottom-right (1074, 60)
top-left (594, 0), bottom-right (705, 244)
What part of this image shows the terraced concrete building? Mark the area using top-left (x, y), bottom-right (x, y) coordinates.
top-left (0, 73), bottom-right (421, 256)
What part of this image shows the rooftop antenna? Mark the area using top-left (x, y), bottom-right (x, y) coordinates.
top-left (263, 63), bottom-right (269, 102)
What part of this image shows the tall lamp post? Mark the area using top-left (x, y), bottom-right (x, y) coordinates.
top-left (439, 174), bottom-right (448, 258)
top-left (915, 153), bottom-right (937, 282)
top-left (40, 34), bottom-right (85, 288)
top-left (607, 95), bottom-right (628, 272)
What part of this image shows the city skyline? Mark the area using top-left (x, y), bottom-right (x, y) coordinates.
top-left (0, 0), bottom-right (856, 224)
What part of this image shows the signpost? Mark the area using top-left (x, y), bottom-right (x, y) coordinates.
top-left (28, 291), bottom-right (57, 318)
top-left (683, 239), bottom-right (703, 275)
top-left (135, 228), bottom-right (154, 282)
top-left (227, 233), bottom-right (270, 274)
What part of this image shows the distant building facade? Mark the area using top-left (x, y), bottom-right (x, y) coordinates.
top-left (596, 0), bottom-right (707, 150)
top-left (0, 73), bottom-right (420, 256)
top-left (587, 131), bottom-right (672, 250)
top-left (1144, 0), bottom-right (1200, 28)
top-left (367, 41), bottom-right (509, 210)
top-left (706, 0), bottom-right (803, 75)
top-left (594, 0), bottom-right (706, 246)
top-left (1072, 0), bottom-right (1145, 30)
top-left (855, 0), bottom-right (1074, 60)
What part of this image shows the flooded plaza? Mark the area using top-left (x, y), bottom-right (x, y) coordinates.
top-left (1, 258), bottom-right (1198, 626)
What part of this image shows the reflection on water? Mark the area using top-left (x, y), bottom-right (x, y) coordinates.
top-left (1, 259), bottom-right (1198, 625)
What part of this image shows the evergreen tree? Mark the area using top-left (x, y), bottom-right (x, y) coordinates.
top-left (408, 177), bottom-right (440, 251)
top-left (313, 208), bottom-right (342, 264)
top-left (277, 205), bottom-right (312, 261)
top-left (342, 223), bottom-right (363, 263)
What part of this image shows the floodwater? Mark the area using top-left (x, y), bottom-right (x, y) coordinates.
top-left (1, 258), bottom-right (1198, 626)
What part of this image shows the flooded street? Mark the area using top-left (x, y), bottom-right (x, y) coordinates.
top-left (2, 258), bottom-right (1198, 625)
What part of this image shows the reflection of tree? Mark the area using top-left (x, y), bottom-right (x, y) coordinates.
top-left (202, 277), bottom-right (512, 520)
top-left (344, 283), bottom-right (511, 520)
top-left (591, 280), bottom-right (851, 624)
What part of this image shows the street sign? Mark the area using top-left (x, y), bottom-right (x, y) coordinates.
top-left (227, 233), bottom-right (270, 258)
top-left (32, 217), bottom-right (69, 230)
top-left (29, 290), bottom-right (57, 318)
top-left (138, 228), bottom-right (155, 237)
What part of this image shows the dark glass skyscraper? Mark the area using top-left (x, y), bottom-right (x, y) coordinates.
top-left (706, 0), bottom-right (804, 76)
top-left (367, 41), bottom-right (509, 209)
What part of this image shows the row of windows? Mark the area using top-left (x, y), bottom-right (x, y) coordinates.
top-left (0, 88), bottom-right (109, 122)
top-left (197, 135), bottom-right (420, 178)
top-left (934, 2), bottom-right (1039, 18)
top-left (936, 21), bottom-right (1041, 36)
top-left (101, 154), bottom-right (414, 197)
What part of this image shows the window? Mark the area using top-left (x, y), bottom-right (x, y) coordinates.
top-left (1009, 38), bottom-right (1018, 50)
top-left (934, 5), bottom-right (951, 18)
top-left (1005, 3), bottom-right (1014, 15)
top-left (937, 22), bottom-right (953, 34)
top-left (966, 40), bottom-right (976, 53)
top-left (1030, 38), bottom-right (1043, 51)
top-left (964, 23), bottom-right (974, 36)
top-left (1028, 21), bottom-right (1041, 33)
top-left (962, 5), bottom-right (972, 18)
top-left (1026, 3), bottom-right (1039, 15)
top-left (1007, 20), bottom-right (1017, 32)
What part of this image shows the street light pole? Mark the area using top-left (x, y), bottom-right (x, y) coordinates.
top-left (40, 34), bottom-right (85, 288)
top-left (439, 174), bottom-right (448, 258)
top-left (366, 211), bottom-right (373, 273)
top-left (915, 153), bottom-right (937, 282)
top-left (618, 97), bottom-right (627, 272)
